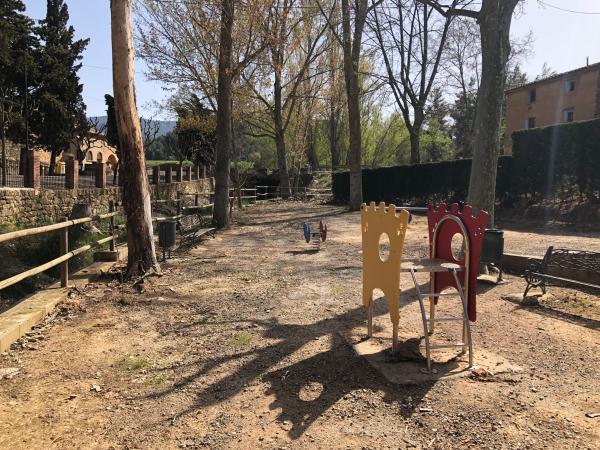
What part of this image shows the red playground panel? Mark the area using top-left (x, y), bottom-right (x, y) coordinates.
top-left (427, 203), bottom-right (489, 321)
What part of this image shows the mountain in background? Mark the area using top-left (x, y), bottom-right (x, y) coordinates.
top-left (88, 116), bottom-right (176, 137)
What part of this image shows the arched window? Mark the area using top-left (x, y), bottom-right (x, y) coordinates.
top-left (86, 151), bottom-right (93, 161)
top-left (97, 152), bottom-right (103, 162)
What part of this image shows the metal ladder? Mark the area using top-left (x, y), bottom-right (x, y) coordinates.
top-left (409, 267), bottom-right (473, 373)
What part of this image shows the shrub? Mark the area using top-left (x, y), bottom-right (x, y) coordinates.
top-left (333, 118), bottom-right (600, 204)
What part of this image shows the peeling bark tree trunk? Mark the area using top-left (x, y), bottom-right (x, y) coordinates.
top-left (110, 0), bottom-right (159, 276)
top-left (467, 0), bottom-right (519, 227)
top-left (212, 0), bottom-right (234, 229)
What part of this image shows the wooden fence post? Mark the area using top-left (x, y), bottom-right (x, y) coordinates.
top-left (186, 165), bottom-right (192, 181)
top-left (165, 166), bottom-right (172, 184)
top-left (60, 218), bottom-right (69, 287)
top-left (176, 191), bottom-right (181, 216)
top-left (152, 165), bottom-right (160, 185)
top-left (194, 165), bottom-right (200, 180)
top-left (176, 166), bottom-right (183, 182)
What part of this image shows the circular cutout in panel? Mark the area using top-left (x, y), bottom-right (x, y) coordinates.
top-left (378, 233), bottom-right (391, 262)
top-left (451, 233), bottom-right (465, 260)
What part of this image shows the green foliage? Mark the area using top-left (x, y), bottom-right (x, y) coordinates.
top-left (334, 118), bottom-right (600, 204)
top-left (512, 118), bottom-right (600, 200)
top-left (30, 0), bottom-right (89, 167)
top-left (0, 0), bottom-right (36, 147)
top-left (104, 94), bottom-right (118, 150)
top-left (422, 92), bottom-right (454, 163)
top-left (362, 112), bottom-right (411, 167)
top-left (449, 90), bottom-right (477, 159)
top-left (332, 156), bottom-right (515, 204)
top-left (173, 93), bottom-right (216, 166)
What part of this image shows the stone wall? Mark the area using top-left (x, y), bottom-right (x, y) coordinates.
top-left (0, 178), bottom-right (213, 227)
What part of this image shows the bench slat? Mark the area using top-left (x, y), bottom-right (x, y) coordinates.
top-left (529, 272), bottom-right (600, 290)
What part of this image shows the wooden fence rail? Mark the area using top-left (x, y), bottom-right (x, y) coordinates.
top-left (0, 202), bottom-right (119, 291)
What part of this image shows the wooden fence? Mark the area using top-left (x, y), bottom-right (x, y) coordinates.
top-left (0, 202), bottom-right (119, 292)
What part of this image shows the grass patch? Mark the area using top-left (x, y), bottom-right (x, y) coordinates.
top-left (117, 355), bottom-right (149, 370)
top-left (145, 373), bottom-right (166, 388)
top-left (228, 333), bottom-right (253, 347)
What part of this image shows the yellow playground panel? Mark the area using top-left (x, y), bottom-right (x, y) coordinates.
top-left (361, 201), bottom-right (410, 352)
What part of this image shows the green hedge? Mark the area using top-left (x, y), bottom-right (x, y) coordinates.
top-left (333, 118), bottom-right (600, 204)
top-left (332, 156), bottom-right (514, 204)
top-left (512, 118), bottom-right (600, 199)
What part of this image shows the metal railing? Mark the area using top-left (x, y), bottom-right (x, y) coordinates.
top-left (0, 202), bottom-right (119, 291)
top-left (0, 159), bottom-right (24, 188)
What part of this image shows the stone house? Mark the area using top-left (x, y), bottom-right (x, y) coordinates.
top-left (504, 62), bottom-right (600, 155)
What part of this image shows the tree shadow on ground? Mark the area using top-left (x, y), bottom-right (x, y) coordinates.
top-left (142, 297), bottom-right (453, 440)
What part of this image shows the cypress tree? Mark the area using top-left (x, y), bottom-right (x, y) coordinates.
top-left (0, 0), bottom-right (36, 185)
top-left (33, 0), bottom-right (89, 174)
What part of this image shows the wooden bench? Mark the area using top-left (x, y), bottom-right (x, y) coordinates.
top-left (523, 246), bottom-right (600, 297)
top-left (177, 214), bottom-right (215, 248)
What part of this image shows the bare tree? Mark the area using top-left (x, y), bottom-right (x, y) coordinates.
top-left (370, 0), bottom-right (456, 164)
top-left (110, 0), bottom-right (159, 276)
top-left (242, 0), bottom-right (328, 197)
top-left (141, 116), bottom-right (160, 147)
top-left (317, 0), bottom-right (381, 209)
top-left (137, 0), bottom-right (270, 228)
top-left (420, 0), bottom-right (521, 226)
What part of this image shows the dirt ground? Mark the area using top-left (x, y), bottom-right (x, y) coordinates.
top-left (0, 201), bottom-right (599, 449)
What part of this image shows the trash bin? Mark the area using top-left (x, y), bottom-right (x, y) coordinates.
top-left (481, 229), bottom-right (504, 282)
top-left (157, 221), bottom-right (177, 260)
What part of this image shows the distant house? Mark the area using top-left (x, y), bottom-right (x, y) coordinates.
top-left (504, 62), bottom-right (600, 155)
top-left (69, 132), bottom-right (118, 172)
top-left (4, 131), bottom-right (118, 175)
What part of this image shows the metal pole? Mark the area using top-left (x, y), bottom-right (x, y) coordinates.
top-left (60, 218), bottom-right (69, 288)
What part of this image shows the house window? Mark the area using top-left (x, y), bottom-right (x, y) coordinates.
top-left (564, 109), bottom-right (574, 122)
top-left (565, 80), bottom-right (575, 92)
top-left (527, 117), bottom-right (536, 129)
top-left (528, 89), bottom-right (536, 103)
top-left (86, 151), bottom-right (93, 161)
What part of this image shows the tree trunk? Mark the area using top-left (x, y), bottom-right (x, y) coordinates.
top-left (212, 0), bottom-right (234, 229)
top-left (110, 0), bottom-right (159, 276)
top-left (409, 129), bottom-right (420, 164)
top-left (273, 69), bottom-right (291, 198)
top-left (305, 119), bottom-right (318, 171)
top-left (328, 108), bottom-right (340, 170)
top-left (467, 0), bottom-right (519, 227)
top-left (49, 148), bottom-right (58, 176)
top-left (341, 0), bottom-right (366, 210)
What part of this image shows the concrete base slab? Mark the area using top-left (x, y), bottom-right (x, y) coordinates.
top-left (0, 246), bottom-right (125, 352)
top-left (340, 321), bottom-right (521, 385)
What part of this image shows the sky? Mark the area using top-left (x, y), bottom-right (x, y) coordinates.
top-left (21, 0), bottom-right (600, 120)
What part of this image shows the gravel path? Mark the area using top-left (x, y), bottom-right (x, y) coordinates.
top-left (0, 201), bottom-right (598, 449)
